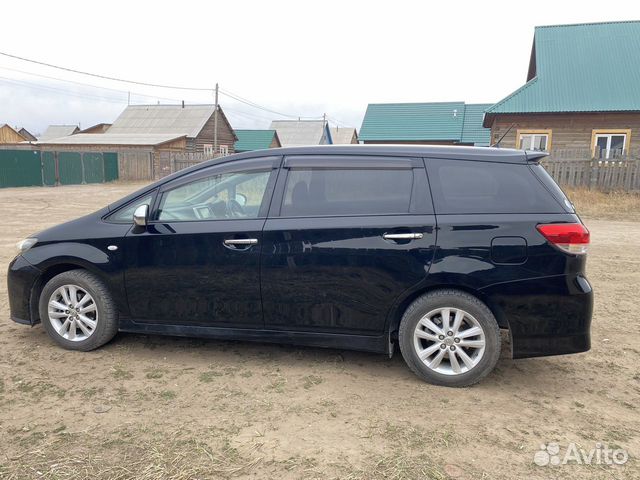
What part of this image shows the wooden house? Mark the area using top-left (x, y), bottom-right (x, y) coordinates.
top-left (107, 104), bottom-right (237, 155)
top-left (483, 21), bottom-right (640, 159)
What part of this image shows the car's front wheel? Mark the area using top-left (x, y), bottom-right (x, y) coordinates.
top-left (398, 289), bottom-right (501, 387)
top-left (39, 269), bottom-right (118, 351)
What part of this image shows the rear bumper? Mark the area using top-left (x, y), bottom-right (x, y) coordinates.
top-left (482, 274), bottom-right (593, 359)
top-left (7, 255), bottom-right (41, 325)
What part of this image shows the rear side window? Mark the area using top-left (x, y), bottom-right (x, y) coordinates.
top-left (529, 164), bottom-right (575, 213)
top-left (281, 168), bottom-right (426, 217)
top-left (426, 158), bottom-right (564, 214)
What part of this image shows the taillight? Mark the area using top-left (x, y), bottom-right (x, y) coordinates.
top-left (536, 223), bottom-right (590, 254)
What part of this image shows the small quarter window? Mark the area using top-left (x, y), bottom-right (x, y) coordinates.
top-left (107, 194), bottom-right (154, 223)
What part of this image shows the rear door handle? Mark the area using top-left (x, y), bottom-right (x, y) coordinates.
top-left (382, 233), bottom-right (424, 240)
top-left (223, 238), bottom-right (258, 247)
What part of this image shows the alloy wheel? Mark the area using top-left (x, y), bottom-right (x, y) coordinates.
top-left (47, 284), bottom-right (98, 342)
top-left (413, 307), bottom-right (486, 375)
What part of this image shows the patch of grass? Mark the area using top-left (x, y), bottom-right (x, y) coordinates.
top-left (267, 376), bottom-right (286, 393)
top-left (12, 377), bottom-right (66, 400)
top-left (52, 425), bottom-right (67, 434)
top-left (159, 390), bottom-right (177, 401)
top-left (240, 370), bottom-right (253, 378)
top-left (605, 428), bottom-right (634, 443)
top-left (145, 368), bottom-right (164, 380)
top-left (3, 428), bottom-right (263, 479)
top-left (0, 377), bottom-right (4, 395)
top-left (199, 370), bottom-right (223, 383)
top-left (346, 453), bottom-right (447, 480)
top-left (81, 386), bottom-right (103, 399)
top-left (111, 364), bottom-right (133, 380)
top-left (564, 187), bottom-right (640, 221)
top-left (302, 374), bottom-right (324, 390)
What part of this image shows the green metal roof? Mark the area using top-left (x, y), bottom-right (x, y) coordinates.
top-left (359, 102), bottom-right (491, 144)
top-left (485, 21), bottom-right (640, 123)
top-left (234, 129), bottom-right (278, 152)
top-left (461, 103), bottom-right (493, 145)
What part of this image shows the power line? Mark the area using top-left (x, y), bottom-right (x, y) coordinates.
top-left (0, 50), bottom-right (213, 91)
top-left (0, 50), bottom-right (353, 126)
top-left (219, 88), bottom-right (322, 120)
top-left (0, 65), bottom-right (197, 104)
top-left (0, 75), bottom-right (129, 104)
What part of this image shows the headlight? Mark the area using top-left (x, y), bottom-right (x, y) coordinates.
top-left (16, 237), bottom-right (38, 253)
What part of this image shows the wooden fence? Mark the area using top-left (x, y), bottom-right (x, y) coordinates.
top-left (542, 152), bottom-right (640, 192)
top-left (110, 148), bottom-right (640, 192)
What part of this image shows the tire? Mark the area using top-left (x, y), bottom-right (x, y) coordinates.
top-left (398, 289), bottom-right (500, 387)
top-left (38, 269), bottom-right (118, 351)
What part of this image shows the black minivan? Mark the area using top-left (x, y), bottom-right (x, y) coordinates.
top-left (8, 145), bottom-right (593, 387)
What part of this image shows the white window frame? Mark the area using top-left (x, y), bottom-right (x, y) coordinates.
top-left (219, 145), bottom-right (229, 156)
top-left (203, 144), bottom-right (214, 155)
top-left (517, 131), bottom-right (550, 151)
top-left (594, 133), bottom-right (627, 159)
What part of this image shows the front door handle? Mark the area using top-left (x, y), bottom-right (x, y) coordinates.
top-left (223, 238), bottom-right (258, 248)
top-left (382, 233), bottom-right (424, 240)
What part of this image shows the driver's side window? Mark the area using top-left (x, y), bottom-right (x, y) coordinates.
top-left (157, 168), bottom-right (271, 221)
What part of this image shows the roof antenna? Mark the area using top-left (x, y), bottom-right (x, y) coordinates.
top-left (490, 123), bottom-right (516, 148)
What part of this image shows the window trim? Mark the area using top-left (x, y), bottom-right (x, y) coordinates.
top-left (590, 129), bottom-right (631, 159)
top-left (516, 129), bottom-right (552, 151)
top-left (151, 156), bottom-right (281, 223)
top-left (272, 162), bottom-right (431, 219)
top-left (202, 144), bottom-right (214, 155)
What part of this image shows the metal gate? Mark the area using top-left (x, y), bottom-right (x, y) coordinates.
top-left (0, 149), bottom-right (119, 188)
top-left (0, 150), bottom-right (43, 187)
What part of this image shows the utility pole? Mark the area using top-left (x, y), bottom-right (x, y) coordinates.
top-left (213, 83), bottom-right (219, 156)
top-left (127, 91), bottom-right (130, 105)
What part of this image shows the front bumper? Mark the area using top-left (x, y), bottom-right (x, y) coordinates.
top-left (482, 274), bottom-right (593, 359)
top-left (7, 255), bottom-right (41, 325)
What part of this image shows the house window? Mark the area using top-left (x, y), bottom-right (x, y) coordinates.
top-left (591, 129), bottom-right (630, 159)
top-left (219, 145), bottom-right (229, 156)
top-left (203, 144), bottom-right (214, 155)
top-left (516, 130), bottom-right (552, 151)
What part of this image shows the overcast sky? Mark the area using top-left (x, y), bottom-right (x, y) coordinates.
top-left (1, 0), bottom-right (639, 135)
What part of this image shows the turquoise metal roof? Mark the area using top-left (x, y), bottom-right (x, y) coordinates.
top-left (486, 21), bottom-right (640, 122)
top-left (359, 102), bottom-right (491, 144)
top-left (461, 103), bottom-right (493, 145)
top-left (234, 129), bottom-right (277, 152)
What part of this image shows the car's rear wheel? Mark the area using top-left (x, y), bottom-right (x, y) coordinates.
top-left (398, 289), bottom-right (500, 387)
top-left (39, 269), bottom-right (118, 351)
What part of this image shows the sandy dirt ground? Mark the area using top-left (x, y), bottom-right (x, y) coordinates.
top-left (0, 183), bottom-right (638, 479)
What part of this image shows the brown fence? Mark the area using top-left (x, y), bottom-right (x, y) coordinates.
top-left (542, 149), bottom-right (640, 192)
top-left (118, 151), bottom-right (154, 181)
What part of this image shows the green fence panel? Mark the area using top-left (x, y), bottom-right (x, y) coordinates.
top-left (82, 153), bottom-right (104, 184)
top-left (58, 152), bottom-right (83, 185)
top-left (103, 152), bottom-right (119, 182)
top-left (0, 150), bottom-right (42, 188)
top-left (42, 152), bottom-right (57, 186)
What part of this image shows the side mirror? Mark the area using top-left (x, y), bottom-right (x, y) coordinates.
top-left (133, 204), bottom-right (149, 227)
top-left (235, 193), bottom-right (247, 207)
